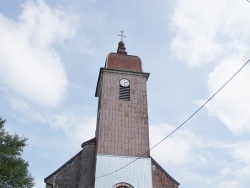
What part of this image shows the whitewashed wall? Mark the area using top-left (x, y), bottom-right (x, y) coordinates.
top-left (95, 155), bottom-right (152, 188)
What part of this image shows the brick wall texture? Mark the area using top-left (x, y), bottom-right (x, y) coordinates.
top-left (96, 69), bottom-right (150, 157)
top-left (152, 159), bottom-right (179, 188)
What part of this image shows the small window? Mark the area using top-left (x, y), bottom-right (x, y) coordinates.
top-left (119, 78), bottom-right (130, 101)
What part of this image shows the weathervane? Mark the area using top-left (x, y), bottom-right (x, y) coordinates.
top-left (118, 31), bottom-right (126, 42)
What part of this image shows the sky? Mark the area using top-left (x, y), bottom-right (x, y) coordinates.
top-left (0, 0), bottom-right (250, 187)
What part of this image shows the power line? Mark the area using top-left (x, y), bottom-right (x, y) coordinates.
top-left (96, 58), bottom-right (250, 179)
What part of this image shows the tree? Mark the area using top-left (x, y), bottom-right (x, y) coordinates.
top-left (0, 117), bottom-right (34, 188)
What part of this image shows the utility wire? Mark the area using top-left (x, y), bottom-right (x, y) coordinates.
top-left (96, 58), bottom-right (250, 179)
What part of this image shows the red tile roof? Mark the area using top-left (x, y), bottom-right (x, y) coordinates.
top-left (106, 52), bottom-right (142, 72)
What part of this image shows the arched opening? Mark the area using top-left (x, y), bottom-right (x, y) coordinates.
top-left (113, 182), bottom-right (134, 188)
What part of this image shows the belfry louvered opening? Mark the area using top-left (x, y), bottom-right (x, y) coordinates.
top-left (119, 85), bottom-right (130, 101)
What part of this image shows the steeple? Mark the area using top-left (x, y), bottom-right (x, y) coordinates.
top-left (117, 40), bottom-right (127, 54)
top-left (44, 34), bottom-right (180, 188)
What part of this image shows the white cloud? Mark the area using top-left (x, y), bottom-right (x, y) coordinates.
top-left (149, 123), bottom-right (203, 165)
top-left (170, 0), bottom-right (223, 66)
top-left (220, 167), bottom-right (233, 177)
top-left (149, 123), bottom-right (250, 187)
top-left (170, 0), bottom-right (250, 67)
top-left (10, 98), bottom-right (46, 123)
top-left (0, 0), bottom-right (77, 106)
top-left (50, 114), bottom-right (96, 143)
top-left (172, 0), bottom-right (250, 134)
top-left (229, 141), bottom-right (250, 165)
top-left (218, 180), bottom-right (244, 188)
top-left (216, 142), bottom-right (250, 185)
top-left (206, 56), bottom-right (250, 134)
top-left (10, 97), bottom-right (96, 143)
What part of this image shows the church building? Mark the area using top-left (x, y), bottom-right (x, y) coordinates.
top-left (44, 38), bottom-right (180, 188)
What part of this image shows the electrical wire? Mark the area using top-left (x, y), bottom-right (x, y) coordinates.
top-left (96, 58), bottom-right (250, 179)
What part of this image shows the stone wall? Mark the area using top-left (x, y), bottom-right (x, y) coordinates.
top-left (152, 158), bottom-right (179, 188)
top-left (45, 151), bottom-right (82, 188)
top-left (78, 141), bottom-right (96, 188)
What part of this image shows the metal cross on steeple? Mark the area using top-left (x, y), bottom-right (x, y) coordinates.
top-left (118, 31), bottom-right (126, 42)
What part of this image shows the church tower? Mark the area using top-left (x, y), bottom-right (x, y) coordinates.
top-left (44, 37), bottom-right (180, 188)
top-left (94, 40), bottom-right (152, 187)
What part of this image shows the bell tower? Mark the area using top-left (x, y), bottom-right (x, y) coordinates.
top-left (94, 40), bottom-right (152, 187)
top-left (44, 35), bottom-right (180, 188)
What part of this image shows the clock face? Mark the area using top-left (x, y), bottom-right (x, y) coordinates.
top-left (120, 78), bottom-right (130, 87)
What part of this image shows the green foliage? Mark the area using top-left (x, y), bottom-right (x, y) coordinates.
top-left (0, 117), bottom-right (34, 188)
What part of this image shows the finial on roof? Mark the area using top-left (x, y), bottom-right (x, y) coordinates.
top-left (118, 31), bottom-right (126, 41)
top-left (117, 31), bottom-right (127, 55)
